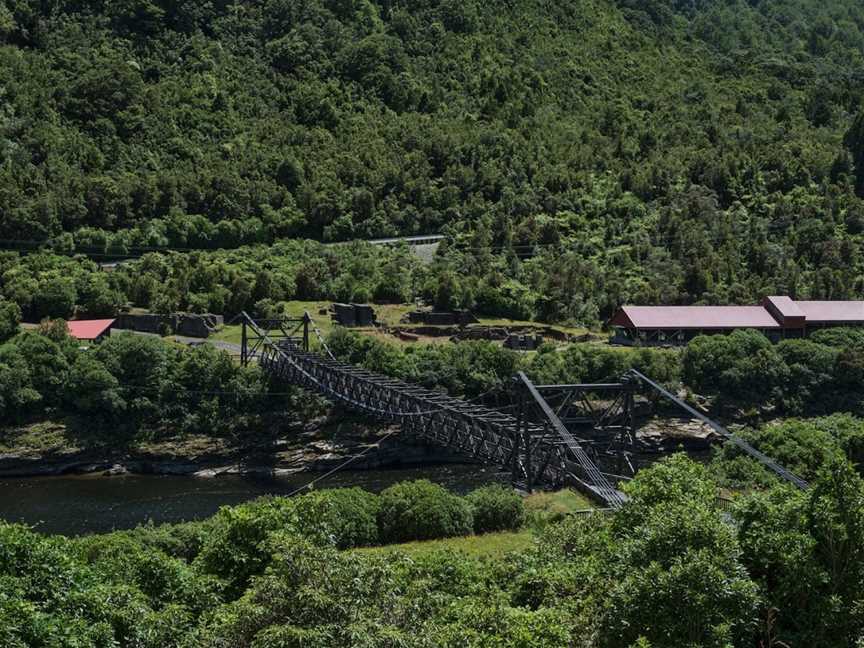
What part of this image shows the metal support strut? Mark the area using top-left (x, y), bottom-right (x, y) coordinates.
top-left (240, 313), bottom-right (310, 367)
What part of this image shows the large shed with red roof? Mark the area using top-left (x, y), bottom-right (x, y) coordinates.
top-left (67, 319), bottom-right (115, 342)
top-left (609, 297), bottom-right (864, 345)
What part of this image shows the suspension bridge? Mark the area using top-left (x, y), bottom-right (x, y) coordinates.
top-left (241, 313), bottom-right (808, 508)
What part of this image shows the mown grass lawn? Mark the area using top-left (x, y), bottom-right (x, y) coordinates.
top-left (524, 488), bottom-right (595, 517)
top-left (353, 529), bottom-right (535, 558)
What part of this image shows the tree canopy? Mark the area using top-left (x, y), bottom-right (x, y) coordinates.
top-left (1, 0), bottom-right (864, 324)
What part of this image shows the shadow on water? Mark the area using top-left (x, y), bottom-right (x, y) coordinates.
top-left (0, 465), bottom-right (510, 536)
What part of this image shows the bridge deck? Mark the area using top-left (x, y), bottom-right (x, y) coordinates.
top-left (260, 342), bottom-right (625, 507)
top-left (245, 312), bottom-right (806, 504)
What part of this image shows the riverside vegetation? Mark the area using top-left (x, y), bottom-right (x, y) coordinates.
top-left (2, 456), bottom-right (864, 647)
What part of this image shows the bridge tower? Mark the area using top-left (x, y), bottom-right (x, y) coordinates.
top-left (240, 313), bottom-right (311, 366)
top-left (511, 374), bottom-right (639, 491)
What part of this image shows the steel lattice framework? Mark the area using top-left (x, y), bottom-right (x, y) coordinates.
top-left (244, 313), bottom-right (808, 508)
top-left (260, 342), bottom-right (625, 506)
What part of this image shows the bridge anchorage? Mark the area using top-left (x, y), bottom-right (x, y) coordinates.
top-left (240, 313), bottom-right (808, 509)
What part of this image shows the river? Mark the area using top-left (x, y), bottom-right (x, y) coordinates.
top-left (0, 465), bottom-right (510, 536)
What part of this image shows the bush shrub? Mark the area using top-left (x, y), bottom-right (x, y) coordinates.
top-left (125, 520), bottom-right (215, 563)
top-left (810, 327), bottom-right (864, 349)
top-left (377, 480), bottom-right (473, 543)
top-left (0, 523), bottom-right (87, 605)
top-left (72, 533), bottom-right (218, 611)
top-left (466, 484), bottom-right (526, 534)
top-left (194, 496), bottom-right (296, 596)
top-left (292, 487), bottom-right (381, 548)
top-left (0, 300), bottom-right (21, 343)
top-left (709, 415), bottom-right (864, 485)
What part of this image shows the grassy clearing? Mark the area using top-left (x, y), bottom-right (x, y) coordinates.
top-left (354, 529), bottom-right (534, 558)
top-left (210, 325), bottom-right (243, 346)
top-left (210, 302), bottom-right (416, 346)
top-left (0, 421), bottom-right (75, 456)
top-left (525, 489), bottom-right (595, 515)
top-left (211, 301), bottom-right (598, 349)
top-left (353, 489), bottom-right (594, 558)
top-left (476, 317), bottom-right (592, 338)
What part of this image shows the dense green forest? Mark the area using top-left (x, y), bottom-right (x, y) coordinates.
top-left (3, 0), bottom-right (864, 322)
top-left (4, 1), bottom-right (864, 645)
top-left (0, 323), bottom-right (294, 439)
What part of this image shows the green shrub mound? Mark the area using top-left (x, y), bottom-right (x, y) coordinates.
top-left (377, 479), bottom-right (474, 543)
top-left (124, 520), bottom-right (214, 563)
top-left (682, 329), bottom-right (864, 416)
top-left (466, 484), bottom-right (526, 534)
top-left (292, 487), bottom-right (381, 549)
top-left (193, 496), bottom-right (297, 596)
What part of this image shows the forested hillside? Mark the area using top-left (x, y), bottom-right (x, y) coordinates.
top-left (3, 0), bottom-right (864, 321)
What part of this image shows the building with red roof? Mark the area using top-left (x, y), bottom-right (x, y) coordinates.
top-left (67, 319), bottom-right (115, 342)
top-left (795, 301), bottom-right (864, 325)
top-left (609, 297), bottom-right (864, 346)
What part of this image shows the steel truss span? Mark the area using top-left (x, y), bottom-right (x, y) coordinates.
top-left (243, 313), bottom-right (807, 509)
top-left (260, 344), bottom-right (625, 507)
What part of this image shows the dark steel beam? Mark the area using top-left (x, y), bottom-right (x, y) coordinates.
top-left (627, 369), bottom-right (808, 490)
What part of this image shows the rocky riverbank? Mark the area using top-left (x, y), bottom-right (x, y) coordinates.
top-left (0, 420), bottom-right (471, 479)
top-left (0, 413), bottom-right (725, 480)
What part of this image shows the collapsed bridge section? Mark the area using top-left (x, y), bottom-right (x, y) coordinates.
top-left (245, 313), bottom-right (807, 508)
top-left (250, 316), bottom-right (625, 507)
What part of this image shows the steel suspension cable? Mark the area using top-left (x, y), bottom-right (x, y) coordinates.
top-left (627, 369), bottom-right (809, 490)
top-left (304, 311), bottom-right (337, 361)
top-left (283, 429), bottom-right (401, 497)
top-left (244, 314), bottom-right (459, 418)
top-left (517, 372), bottom-right (625, 508)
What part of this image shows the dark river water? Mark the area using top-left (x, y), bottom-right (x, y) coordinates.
top-left (0, 465), bottom-right (509, 536)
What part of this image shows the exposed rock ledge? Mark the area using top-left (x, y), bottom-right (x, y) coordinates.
top-left (0, 424), bottom-right (473, 479)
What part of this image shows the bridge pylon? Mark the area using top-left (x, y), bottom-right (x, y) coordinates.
top-left (240, 312), bottom-right (310, 366)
